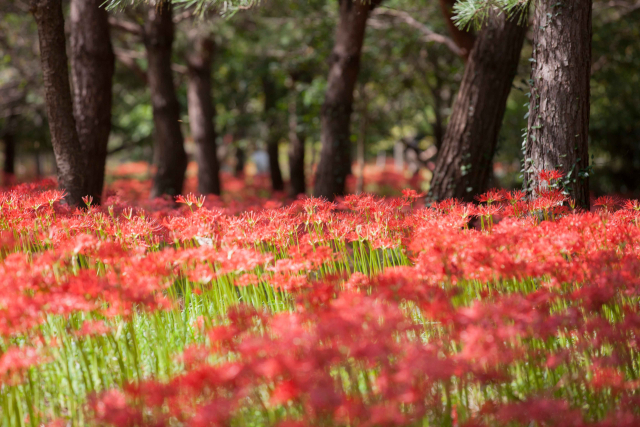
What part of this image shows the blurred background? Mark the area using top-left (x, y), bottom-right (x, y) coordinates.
top-left (1, 0), bottom-right (639, 199)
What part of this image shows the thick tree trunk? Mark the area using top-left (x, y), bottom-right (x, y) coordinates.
top-left (438, 0), bottom-right (476, 61)
top-left (70, 0), bottom-right (114, 205)
top-left (525, 1), bottom-right (592, 209)
top-left (262, 73), bottom-right (284, 192)
top-left (288, 89), bottom-right (306, 197)
top-left (144, 1), bottom-right (187, 198)
top-left (314, 0), bottom-right (380, 200)
top-left (187, 36), bottom-right (220, 195)
top-left (427, 10), bottom-right (526, 202)
top-left (31, 0), bottom-right (86, 206)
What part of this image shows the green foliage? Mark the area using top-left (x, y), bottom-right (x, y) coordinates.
top-left (452, 0), bottom-right (531, 30)
top-left (103, 0), bottom-right (261, 15)
top-left (589, 6), bottom-right (640, 195)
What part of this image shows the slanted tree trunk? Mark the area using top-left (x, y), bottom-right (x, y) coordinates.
top-left (262, 73), bottom-right (285, 192)
top-left (70, 0), bottom-right (114, 205)
top-left (314, 0), bottom-right (381, 199)
top-left (428, 10), bottom-right (526, 202)
top-left (31, 0), bottom-right (86, 206)
top-left (438, 0), bottom-right (475, 61)
top-left (144, 1), bottom-right (187, 198)
top-left (288, 88), bottom-right (306, 197)
top-left (431, 69), bottom-right (446, 150)
top-left (525, 1), bottom-right (592, 209)
top-left (187, 35), bottom-right (220, 195)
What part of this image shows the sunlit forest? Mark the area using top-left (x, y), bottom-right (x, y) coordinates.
top-left (2, 0), bottom-right (639, 202)
top-left (1, 1), bottom-right (640, 426)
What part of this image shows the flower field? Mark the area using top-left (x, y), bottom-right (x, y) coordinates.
top-left (1, 181), bottom-right (640, 426)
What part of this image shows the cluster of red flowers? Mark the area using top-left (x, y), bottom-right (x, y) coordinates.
top-left (1, 179), bottom-right (640, 426)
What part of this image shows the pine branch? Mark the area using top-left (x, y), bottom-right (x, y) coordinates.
top-left (371, 8), bottom-right (463, 56)
top-left (452, 0), bottom-right (531, 30)
top-left (103, 0), bottom-right (261, 17)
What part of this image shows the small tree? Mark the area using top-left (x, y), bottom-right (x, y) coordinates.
top-left (261, 68), bottom-right (285, 193)
top-left (314, 0), bottom-right (383, 200)
top-left (187, 34), bottom-right (221, 195)
top-left (144, 0), bottom-right (188, 198)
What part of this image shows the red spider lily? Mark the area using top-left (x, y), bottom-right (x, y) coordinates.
top-left (74, 320), bottom-right (111, 337)
top-left (401, 188), bottom-right (425, 204)
top-left (88, 389), bottom-right (142, 427)
top-left (622, 199), bottom-right (640, 211)
top-left (234, 273), bottom-right (260, 287)
top-left (476, 203), bottom-right (502, 217)
top-left (175, 193), bottom-right (206, 208)
top-left (503, 189), bottom-right (526, 202)
top-left (594, 195), bottom-right (621, 212)
top-left (532, 189), bottom-right (567, 212)
top-left (3, 181), bottom-right (640, 426)
top-left (538, 169), bottom-right (565, 183)
top-left (0, 346), bottom-right (45, 385)
top-left (495, 398), bottom-right (584, 427)
top-left (475, 188), bottom-right (505, 204)
top-left (590, 367), bottom-right (626, 393)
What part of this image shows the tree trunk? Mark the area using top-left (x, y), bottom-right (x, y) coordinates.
top-left (31, 0), bottom-right (86, 206)
top-left (427, 10), bottom-right (526, 202)
top-left (235, 146), bottom-right (245, 177)
top-left (35, 150), bottom-right (43, 179)
top-left (431, 70), bottom-right (445, 151)
top-left (262, 73), bottom-right (284, 192)
top-left (314, 0), bottom-right (381, 200)
top-left (438, 0), bottom-right (476, 61)
top-left (525, 1), bottom-right (592, 209)
top-left (187, 35), bottom-right (220, 195)
top-left (2, 115), bottom-right (16, 178)
top-left (355, 83), bottom-right (368, 194)
top-left (288, 88), bottom-right (306, 198)
top-left (144, 1), bottom-right (187, 198)
top-left (70, 0), bottom-right (114, 205)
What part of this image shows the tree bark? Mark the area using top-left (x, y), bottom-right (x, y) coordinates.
top-left (428, 9), bottom-right (527, 202)
top-left (314, 0), bottom-right (381, 200)
top-left (262, 73), bottom-right (285, 192)
top-left (31, 0), bottom-right (86, 206)
top-left (235, 146), bottom-right (245, 177)
top-left (187, 35), bottom-right (221, 195)
top-left (438, 0), bottom-right (476, 61)
top-left (288, 88), bottom-right (306, 197)
top-left (1, 115), bottom-right (16, 177)
top-left (525, 1), bottom-right (592, 209)
top-left (70, 0), bottom-right (114, 205)
top-left (144, 1), bottom-right (187, 198)
top-left (355, 83), bottom-right (367, 194)
top-left (35, 150), bottom-right (43, 179)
